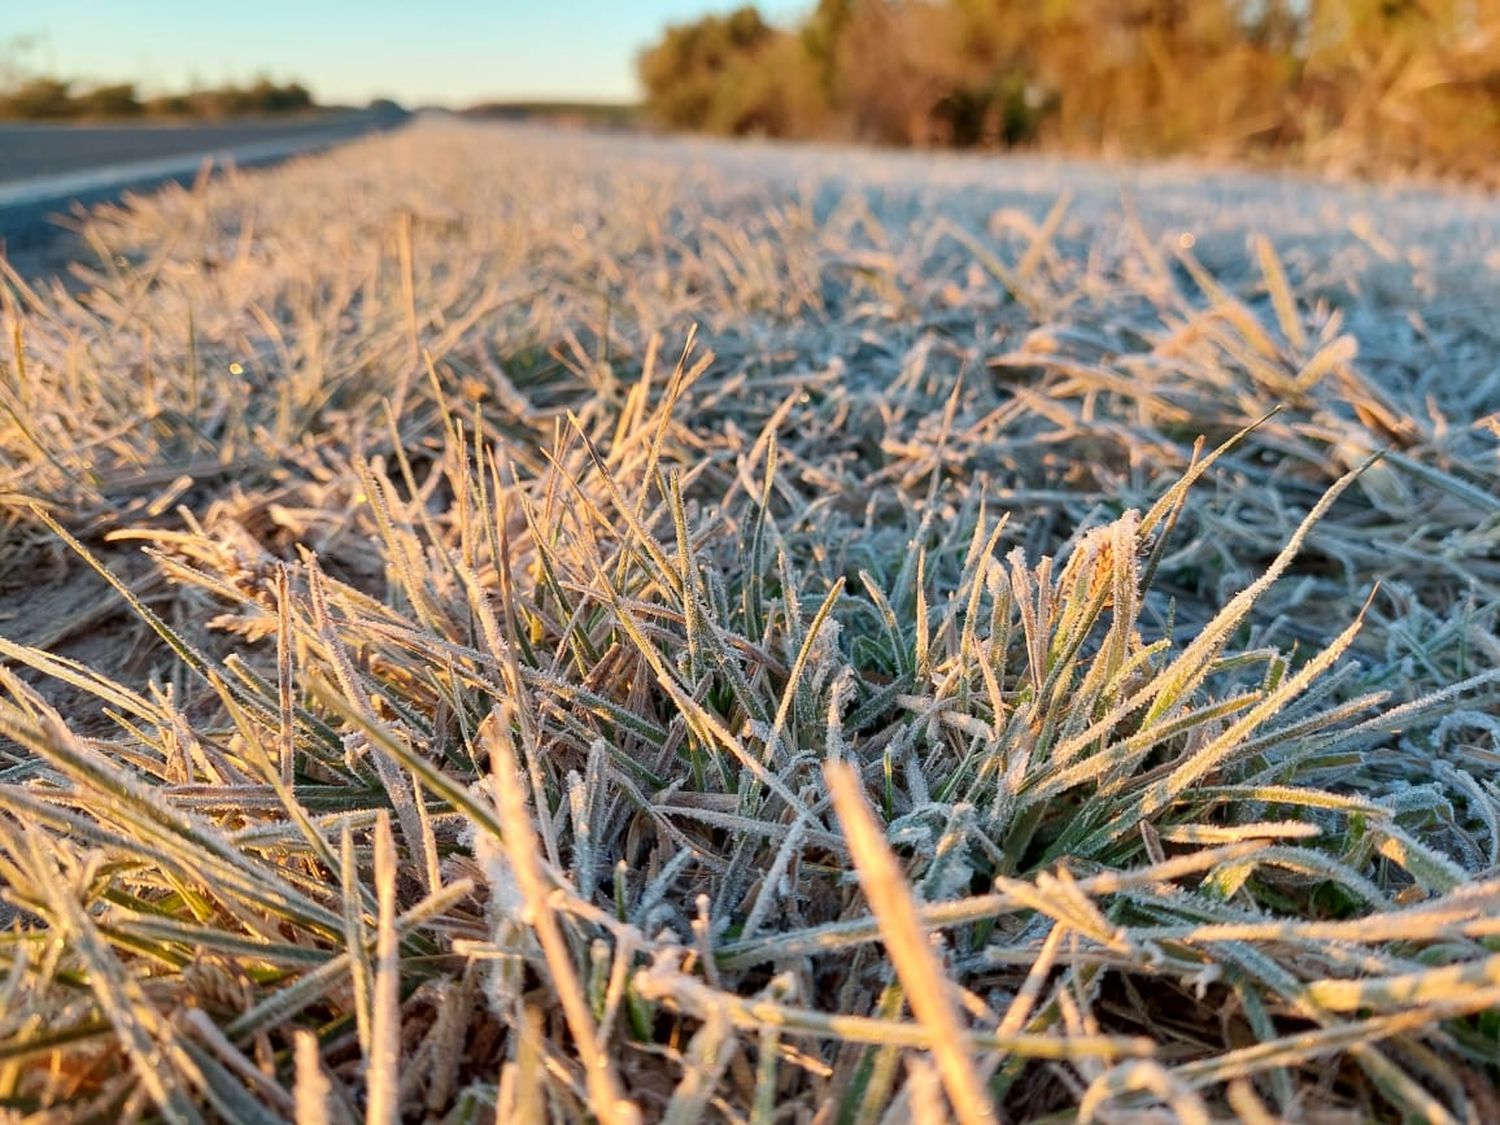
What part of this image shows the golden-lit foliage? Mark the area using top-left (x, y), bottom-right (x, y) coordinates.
top-left (638, 6), bottom-right (827, 137)
top-left (640, 0), bottom-right (1500, 180)
top-left (0, 77), bottom-right (315, 121)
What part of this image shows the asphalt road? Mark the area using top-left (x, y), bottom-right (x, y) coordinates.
top-left (0, 109), bottom-right (408, 270)
top-left (0, 113), bottom-right (399, 182)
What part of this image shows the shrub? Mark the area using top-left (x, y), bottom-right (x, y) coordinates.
top-left (636, 0), bottom-right (1500, 181)
top-left (74, 82), bottom-right (143, 118)
top-left (638, 5), bottom-right (784, 132)
top-left (0, 77), bottom-right (78, 119)
top-left (1, 75), bottom-right (320, 121)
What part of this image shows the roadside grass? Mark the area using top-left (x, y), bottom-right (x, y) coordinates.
top-left (0, 120), bottom-right (1498, 1121)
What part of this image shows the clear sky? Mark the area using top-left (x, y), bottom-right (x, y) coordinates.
top-left (0, 1), bottom-right (808, 107)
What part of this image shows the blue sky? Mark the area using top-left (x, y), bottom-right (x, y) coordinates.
top-left (1, 1), bottom-right (808, 106)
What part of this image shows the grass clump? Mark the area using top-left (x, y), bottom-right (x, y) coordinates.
top-left (0, 120), bottom-right (1498, 1120)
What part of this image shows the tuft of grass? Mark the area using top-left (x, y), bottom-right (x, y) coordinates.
top-left (0, 120), bottom-right (1498, 1120)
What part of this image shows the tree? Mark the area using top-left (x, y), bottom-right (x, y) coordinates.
top-left (76, 83), bottom-right (143, 118)
top-left (632, 0), bottom-right (1499, 180)
top-left (1301, 0), bottom-right (1500, 173)
top-left (638, 5), bottom-right (823, 136)
top-left (0, 77), bottom-right (77, 119)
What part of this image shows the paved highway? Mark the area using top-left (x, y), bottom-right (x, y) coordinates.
top-left (0, 109), bottom-right (407, 270)
top-left (0, 113), bottom-right (403, 181)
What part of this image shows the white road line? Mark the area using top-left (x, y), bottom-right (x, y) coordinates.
top-left (0, 124), bottom-right (375, 211)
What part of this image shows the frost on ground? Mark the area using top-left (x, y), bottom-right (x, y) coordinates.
top-left (1, 119), bottom-right (1499, 1121)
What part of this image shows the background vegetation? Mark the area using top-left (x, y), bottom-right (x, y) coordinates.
top-left (458, 100), bottom-right (641, 129)
top-left (640, 0), bottom-right (1500, 182)
top-left (0, 76), bottom-right (316, 121)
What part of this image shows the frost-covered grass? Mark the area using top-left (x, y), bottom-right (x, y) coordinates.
top-left (1, 119), bottom-right (1499, 1121)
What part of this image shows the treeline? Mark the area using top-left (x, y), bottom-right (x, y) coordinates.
top-left (639, 0), bottom-right (1500, 180)
top-left (460, 101), bottom-right (640, 129)
top-left (0, 77), bottom-right (315, 121)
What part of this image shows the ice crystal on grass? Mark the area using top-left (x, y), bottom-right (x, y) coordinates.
top-left (1, 120), bottom-right (1498, 1120)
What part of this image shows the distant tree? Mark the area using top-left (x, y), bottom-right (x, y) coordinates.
top-left (634, 0), bottom-right (1500, 181)
top-left (1301, 0), bottom-right (1500, 173)
top-left (245, 77), bottom-right (313, 113)
top-left (172, 79), bottom-right (317, 119)
top-left (0, 77), bottom-right (78, 119)
top-left (0, 72), bottom-right (321, 121)
top-left (638, 6), bottom-right (806, 134)
top-left (708, 32), bottom-right (826, 136)
top-left (144, 92), bottom-right (195, 117)
top-left (800, 0), bottom-right (855, 99)
top-left (76, 83), bottom-right (143, 118)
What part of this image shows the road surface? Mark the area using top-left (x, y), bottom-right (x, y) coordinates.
top-left (0, 109), bottom-right (408, 270)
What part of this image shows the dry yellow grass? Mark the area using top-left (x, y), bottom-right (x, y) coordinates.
top-left (0, 118), bottom-right (1497, 1120)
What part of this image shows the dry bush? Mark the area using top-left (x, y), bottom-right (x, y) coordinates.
top-left (638, 0), bottom-right (1500, 183)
